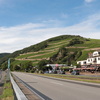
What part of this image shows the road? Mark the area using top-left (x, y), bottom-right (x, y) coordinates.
top-left (12, 72), bottom-right (100, 100)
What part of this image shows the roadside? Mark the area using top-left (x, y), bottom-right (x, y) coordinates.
top-left (0, 71), bottom-right (14, 100)
top-left (32, 73), bottom-right (100, 84)
top-left (0, 71), bottom-right (6, 95)
top-left (66, 71), bottom-right (100, 77)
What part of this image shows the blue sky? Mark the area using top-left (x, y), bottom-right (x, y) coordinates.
top-left (0, 0), bottom-right (100, 53)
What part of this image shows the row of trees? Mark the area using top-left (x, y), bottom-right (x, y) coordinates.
top-left (0, 58), bottom-right (52, 73)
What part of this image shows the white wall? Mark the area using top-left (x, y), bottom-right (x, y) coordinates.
top-left (96, 57), bottom-right (100, 64)
top-left (93, 51), bottom-right (100, 57)
top-left (77, 60), bottom-right (87, 65)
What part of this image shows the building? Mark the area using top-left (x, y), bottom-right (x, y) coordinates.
top-left (46, 64), bottom-right (67, 69)
top-left (77, 50), bottom-right (100, 69)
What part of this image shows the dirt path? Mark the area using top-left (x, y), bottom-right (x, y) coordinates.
top-left (83, 47), bottom-right (100, 51)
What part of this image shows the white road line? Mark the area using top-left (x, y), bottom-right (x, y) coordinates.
top-left (50, 81), bottom-right (63, 86)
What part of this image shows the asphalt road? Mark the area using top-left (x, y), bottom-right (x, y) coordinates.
top-left (12, 72), bottom-right (100, 100)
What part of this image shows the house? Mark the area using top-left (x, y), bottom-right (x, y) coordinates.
top-left (46, 64), bottom-right (67, 69)
top-left (77, 50), bottom-right (100, 69)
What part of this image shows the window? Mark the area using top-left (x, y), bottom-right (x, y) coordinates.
top-left (83, 61), bottom-right (86, 64)
top-left (98, 58), bottom-right (100, 60)
top-left (79, 62), bottom-right (81, 65)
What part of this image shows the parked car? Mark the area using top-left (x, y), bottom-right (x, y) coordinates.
top-left (71, 70), bottom-right (80, 75)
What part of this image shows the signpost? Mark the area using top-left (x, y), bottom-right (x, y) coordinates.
top-left (8, 58), bottom-right (10, 69)
top-left (6, 58), bottom-right (10, 82)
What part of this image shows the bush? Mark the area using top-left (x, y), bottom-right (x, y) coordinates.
top-left (68, 38), bottom-right (84, 46)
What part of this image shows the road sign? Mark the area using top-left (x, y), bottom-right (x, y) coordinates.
top-left (8, 58), bottom-right (10, 69)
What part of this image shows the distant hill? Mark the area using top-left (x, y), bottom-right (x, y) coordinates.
top-left (0, 35), bottom-right (100, 71)
top-left (0, 53), bottom-right (10, 59)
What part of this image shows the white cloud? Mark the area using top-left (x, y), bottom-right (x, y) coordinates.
top-left (0, 13), bottom-right (100, 53)
top-left (85, 0), bottom-right (95, 3)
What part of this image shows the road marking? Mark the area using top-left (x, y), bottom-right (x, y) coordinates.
top-left (50, 81), bottom-right (63, 86)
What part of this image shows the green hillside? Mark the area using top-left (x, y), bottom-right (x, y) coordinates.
top-left (0, 35), bottom-right (100, 71)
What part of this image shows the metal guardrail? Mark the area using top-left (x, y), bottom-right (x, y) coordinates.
top-left (10, 73), bottom-right (28, 100)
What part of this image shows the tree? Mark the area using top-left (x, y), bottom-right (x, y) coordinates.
top-left (76, 64), bottom-right (81, 68)
top-left (14, 65), bottom-right (20, 71)
top-left (1, 62), bottom-right (7, 70)
top-left (37, 60), bottom-right (48, 71)
top-left (22, 61), bottom-right (33, 72)
top-left (68, 38), bottom-right (84, 46)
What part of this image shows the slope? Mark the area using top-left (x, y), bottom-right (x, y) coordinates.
top-left (0, 35), bottom-right (100, 71)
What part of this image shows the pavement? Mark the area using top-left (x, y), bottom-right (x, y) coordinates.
top-left (12, 72), bottom-right (100, 100)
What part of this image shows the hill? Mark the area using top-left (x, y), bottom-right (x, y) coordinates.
top-left (0, 35), bottom-right (100, 71)
top-left (0, 53), bottom-right (10, 59)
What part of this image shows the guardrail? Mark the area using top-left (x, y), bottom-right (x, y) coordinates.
top-left (10, 73), bottom-right (28, 100)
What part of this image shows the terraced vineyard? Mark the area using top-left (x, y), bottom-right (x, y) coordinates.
top-left (15, 40), bottom-right (68, 65)
top-left (14, 36), bottom-right (100, 66)
top-left (0, 35), bottom-right (99, 71)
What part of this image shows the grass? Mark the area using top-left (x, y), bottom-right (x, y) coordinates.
top-left (48, 39), bottom-right (71, 44)
top-left (0, 82), bottom-right (14, 100)
top-left (34, 73), bottom-right (100, 84)
top-left (17, 48), bottom-right (58, 59)
top-left (48, 41), bottom-right (69, 47)
top-left (16, 51), bottom-right (47, 59)
top-left (74, 39), bottom-right (100, 48)
top-left (16, 38), bottom-right (100, 59)
top-left (13, 59), bottom-right (39, 66)
top-left (77, 50), bottom-right (94, 61)
top-left (16, 39), bottom-right (70, 59)
top-left (30, 51), bottom-right (57, 59)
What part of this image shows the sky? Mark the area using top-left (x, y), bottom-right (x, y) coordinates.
top-left (0, 0), bottom-right (100, 53)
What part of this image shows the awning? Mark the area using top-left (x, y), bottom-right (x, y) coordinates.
top-left (75, 67), bottom-right (95, 70)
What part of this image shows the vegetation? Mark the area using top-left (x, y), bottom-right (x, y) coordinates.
top-left (47, 35), bottom-right (84, 42)
top-left (34, 73), bottom-right (100, 84)
top-left (0, 82), bottom-right (14, 100)
top-left (0, 53), bottom-right (10, 59)
top-left (67, 38), bottom-right (84, 46)
top-left (0, 35), bottom-right (100, 72)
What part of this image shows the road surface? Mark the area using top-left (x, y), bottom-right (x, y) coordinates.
top-left (12, 72), bottom-right (100, 100)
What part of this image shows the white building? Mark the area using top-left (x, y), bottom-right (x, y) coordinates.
top-left (77, 50), bottom-right (100, 67)
top-left (46, 64), bottom-right (67, 69)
